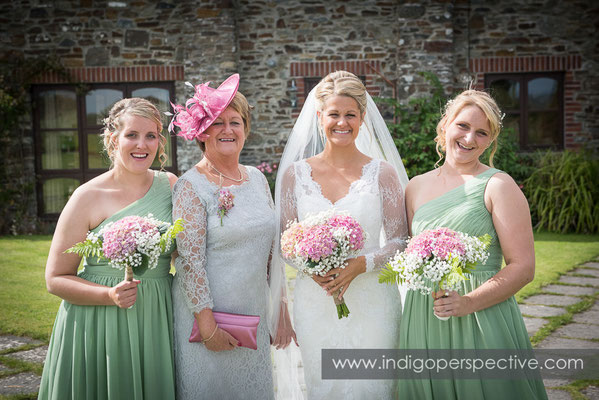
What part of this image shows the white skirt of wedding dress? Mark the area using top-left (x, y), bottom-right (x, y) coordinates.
top-left (292, 270), bottom-right (401, 400)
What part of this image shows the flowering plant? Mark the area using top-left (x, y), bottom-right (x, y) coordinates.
top-left (66, 215), bottom-right (185, 281)
top-left (217, 188), bottom-right (234, 226)
top-left (379, 227), bottom-right (491, 315)
top-left (281, 209), bottom-right (367, 318)
top-left (256, 161), bottom-right (278, 197)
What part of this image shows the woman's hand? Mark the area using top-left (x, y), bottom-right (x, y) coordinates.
top-left (204, 328), bottom-right (239, 352)
top-left (322, 256), bottom-right (366, 299)
top-left (272, 301), bottom-right (298, 350)
top-left (311, 274), bottom-right (332, 287)
top-left (108, 279), bottom-right (140, 308)
top-left (195, 309), bottom-right (239, 352)
top-left (432, 290), bottom-right (474, 318)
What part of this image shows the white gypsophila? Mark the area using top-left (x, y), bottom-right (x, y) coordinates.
top-left (387, 231), bottom-right (491, 295)
top-left (460, 234), bottom-right (490, 265)
top-left (100, 213), bottom-right (170, 271)
top-left (87, 231), bottom-right (100, 244)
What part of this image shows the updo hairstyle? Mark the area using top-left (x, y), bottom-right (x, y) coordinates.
top-left (102, 97), bottom-right (166, 168)
top-left (435, 90), bottom-right (503, 167)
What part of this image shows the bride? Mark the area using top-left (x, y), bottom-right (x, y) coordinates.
top-left (275, 71), bottom-right (409, 399)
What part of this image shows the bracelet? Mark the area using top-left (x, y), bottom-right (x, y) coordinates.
top-left (202, 325), bottom-right (218, 344)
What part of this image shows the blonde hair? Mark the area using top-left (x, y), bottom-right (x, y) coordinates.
top-left (435, 90), bottom-right (503, 167)
top-left (314, 71), bottom-right (367, 115)
top-left (198, 91), bottom-right (252, 152)
top-left (102, 98), bottom-right (166, 169)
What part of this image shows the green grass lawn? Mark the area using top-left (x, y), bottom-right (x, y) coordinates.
top-left (517, 232), bottom-right (599, 302)
top-left (0, 232), bottom-right (598, 342)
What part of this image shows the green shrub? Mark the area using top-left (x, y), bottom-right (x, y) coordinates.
top-left (377, 72), bottom-right (535, 183)
top-left (483, 128), bottom-right (537, 185)
top-left (523, 150), bottom-right (599, 234)
top-left (0, 56), bottom-right (72, 234)
top-left (376, 71), bottom-right (446, 178)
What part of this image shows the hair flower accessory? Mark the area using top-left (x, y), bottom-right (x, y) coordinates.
top-left (166, 74), bottom-right (240, 142)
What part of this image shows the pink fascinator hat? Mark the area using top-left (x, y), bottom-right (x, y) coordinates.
top-left (167, 73), bottom-right (240, 141)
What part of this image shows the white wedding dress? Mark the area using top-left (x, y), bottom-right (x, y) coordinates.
top-left (281, 158), bottom-right (408, 400)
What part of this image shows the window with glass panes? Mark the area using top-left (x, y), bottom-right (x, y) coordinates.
top-left (33, 82), bottom-right (176, 218)
top-left (486, 73), bottom-right (564, 150)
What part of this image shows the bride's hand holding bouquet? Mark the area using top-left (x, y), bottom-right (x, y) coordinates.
top-left (321, 255), bottom-right (366, 299)
top-left (280, 209), bottom-right (367, 319)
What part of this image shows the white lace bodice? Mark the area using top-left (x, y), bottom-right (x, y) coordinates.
top-left (281, 158), bottom-right (408, 272)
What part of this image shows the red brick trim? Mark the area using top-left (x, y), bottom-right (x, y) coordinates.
top-left (290, 60), bottom-right (382, 77)
top-left (289, 60), bottom-right (384, 117)
top-left (469, 55), bottom-right (582, 73)
top-left (469, 55), bottom-right (583, 150)
top-left (31, 65), bottom-right (185, 83)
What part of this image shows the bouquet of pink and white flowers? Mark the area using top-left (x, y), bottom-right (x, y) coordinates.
top-left (281, 209), bottom-right (367, 318)
top-left (379, 227), bottom-right (491, 319)
top-left (66, 215), bottom-right (185, 281)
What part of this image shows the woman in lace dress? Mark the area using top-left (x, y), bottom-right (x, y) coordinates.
top-left (275, 71), bottom-right (409, 399)
top-left (168, 74), bottom-right (295, 399)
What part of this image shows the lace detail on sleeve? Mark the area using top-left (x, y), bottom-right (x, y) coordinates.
top-left (173, 178), bottom-right (214, 314)
top-left (364, 161), bottom-right (409, 272)
top-left (278, 164), bottom-right (302, 270)
top-left (257, 170), bottom-right (275, 281)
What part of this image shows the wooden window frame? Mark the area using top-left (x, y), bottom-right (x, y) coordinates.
top-left (485, 72), bottom-right (564, 150)
top-left (32, 82), bottom-right (177, 219)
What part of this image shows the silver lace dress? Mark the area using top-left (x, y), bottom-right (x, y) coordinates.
top-left (171, 166), bottom-right (275, 400)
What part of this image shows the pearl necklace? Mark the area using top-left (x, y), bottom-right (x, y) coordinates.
top-left (204, 156), bottom-right (245, 183)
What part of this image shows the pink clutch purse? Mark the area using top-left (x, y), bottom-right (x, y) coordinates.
top-left (189, 311), bottom-right (260, 350)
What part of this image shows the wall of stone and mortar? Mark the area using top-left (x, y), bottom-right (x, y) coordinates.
top-left (451, 0), bottom-right (599, 148)
top-left (234, 0), bottom-right (400, 164)
top-left (1, 0), bottom-right (597, 229)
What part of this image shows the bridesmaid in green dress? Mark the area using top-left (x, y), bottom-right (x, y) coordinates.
top-left (38, 98), bottom-right (178, 400)
top-left (399, 90), bottom-right (548, 399)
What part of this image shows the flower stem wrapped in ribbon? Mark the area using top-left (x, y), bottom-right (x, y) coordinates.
top-left (66, 215), bottom-right (185, 281)
top-left (379, 227), bottom-right (491, 320)
top-left (281, 209), bottom-right (368, 319)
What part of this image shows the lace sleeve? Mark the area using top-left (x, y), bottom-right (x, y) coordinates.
top-left (278, 165), bottom-right (301, 270)
top-left (364, 162), bottom-right (409, 272)
top-left (172, 178), bottom-right (214, 314)
top-left (259, 172), bottom-right (277, 283)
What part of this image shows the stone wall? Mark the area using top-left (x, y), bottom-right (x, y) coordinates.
top-left (453, 0), bottom-right (599, 148)
top-left (0, 0), bottom-right (597, 230)
top-left (396, 1), bottom-right (457, 98)
top-left (235, 0), bottom-right (400, 164)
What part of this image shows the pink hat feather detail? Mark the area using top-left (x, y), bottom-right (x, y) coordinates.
top-left (167, 73), bottom-right (240, 141)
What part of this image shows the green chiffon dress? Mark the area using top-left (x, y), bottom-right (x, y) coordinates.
top-left (38, 172), bottom-right (176, 400)
top-left (398, 168), bottom-right (547, 400)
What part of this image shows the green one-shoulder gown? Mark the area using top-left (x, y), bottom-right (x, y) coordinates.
top-left (398, 168), bottom-right (547, 399)
top-left (38, 171), bottom-right (176, 400)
